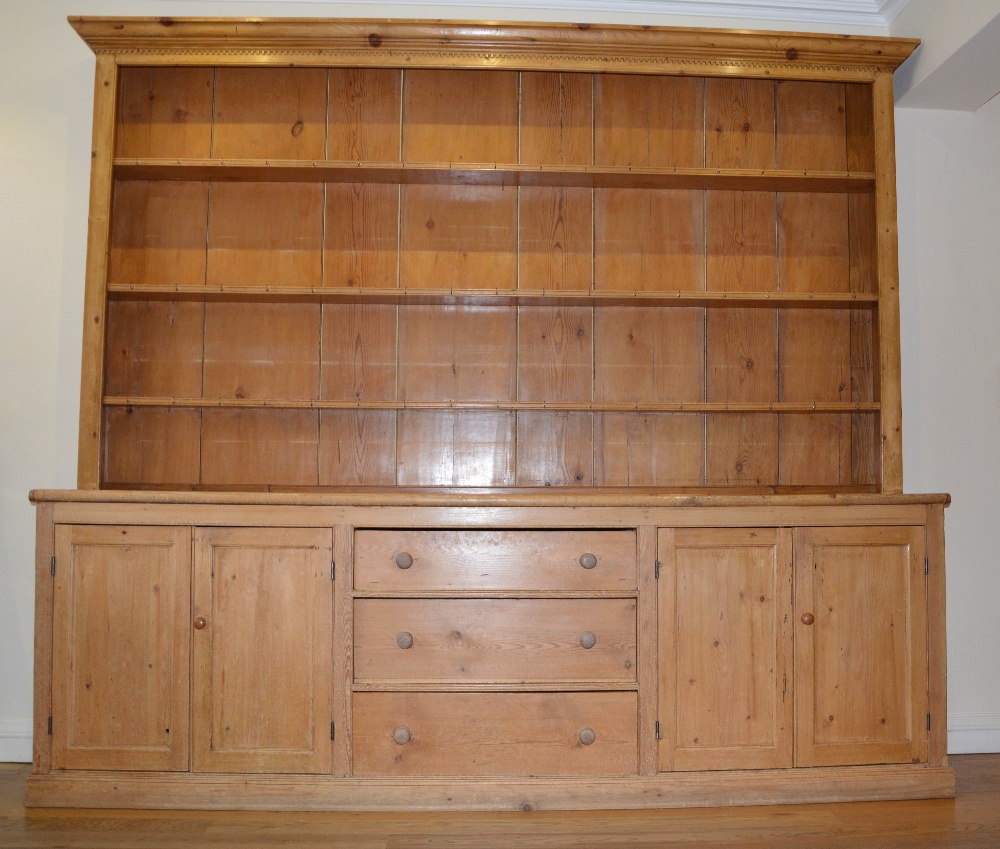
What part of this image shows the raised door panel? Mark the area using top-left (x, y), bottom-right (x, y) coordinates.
top-left (51, 525), bottom-right (190, 771)
top-left (794, 526), bottom-right (928, 767)
top-left (192, 527), bottom-right (333, 774)
top-left (657, 528), bottom-right (793, 771)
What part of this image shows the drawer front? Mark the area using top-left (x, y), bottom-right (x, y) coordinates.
top-left (355, 598), bottom-right (637, 683)
top-left (353, 692), bottom-right (638, 777)
top-left (354, 530), bottom-right (637, 592)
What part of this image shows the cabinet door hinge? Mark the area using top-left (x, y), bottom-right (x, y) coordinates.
top-left (655, 720), bottom-right (661, 740)
top-left (925, 557), bottom-right (929, 576)
top-left (47, 716), bottom-right (52, 736)
top-left (330, 561), bottom-right (336, 581)
top-left (654, 560), bottom-right (660, 580)
top-left (50, 556), bottom-right (56, 577)
top-left (927, 713), bottom-right (931, 731)
top-left (331, 721), bottom-right (336, 741)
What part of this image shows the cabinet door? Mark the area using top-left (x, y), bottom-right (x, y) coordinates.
top-left (657, 528), bottom-right (793, 771)
top-left (51, 525), bottom-right (190, 771)
top-left (794, 526), bottom-right (927, 767)
top-left (192, 527), bottom-right (333, 774)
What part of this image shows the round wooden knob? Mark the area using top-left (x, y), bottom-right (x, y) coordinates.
top-left (396, 631), bottom-right (414, 650)
top-left (393, 726), bottom-right (411, 745)
top-left (801, 612), bottom-right (815, 626)
top-left (579, 553), bottom-right (598, 569)
top-left (394, 552), bottom-right (414, 569)
top-left (193, 617), bottom-right (207, 630)
top-left (578, 727), bottom-right (596, 746)
top-left (579, 631), bottom-right (597, 650)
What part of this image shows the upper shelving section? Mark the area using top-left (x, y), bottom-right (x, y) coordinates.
top-left (70, 17), bottom-right (918, 494)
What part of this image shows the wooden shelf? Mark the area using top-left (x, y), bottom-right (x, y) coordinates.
top-left (106, 284), bottom-right (878, 308)
top-left (103, 397), bottom-right (881, 413)
top-left (351, 681), bottom-right (640, 692)
top-left (113, 158), bottom-right (875, 193)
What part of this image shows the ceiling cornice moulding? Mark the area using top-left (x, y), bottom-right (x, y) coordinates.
top-left (162, 0), bottom-right (909, 29)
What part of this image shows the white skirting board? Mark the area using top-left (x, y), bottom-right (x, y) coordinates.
top-left (947, 713), bottom-right (1000, 754)
top-left (0, 719), bottom-right (32, 763)
top-left (3, 715), bottom-right (999, 764)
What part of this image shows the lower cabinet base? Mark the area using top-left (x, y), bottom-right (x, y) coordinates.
top-left (26, 766), bottom-right (956, 811)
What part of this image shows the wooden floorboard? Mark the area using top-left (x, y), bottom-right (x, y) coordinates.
top-left (1, 755), bottom-right (998, 848)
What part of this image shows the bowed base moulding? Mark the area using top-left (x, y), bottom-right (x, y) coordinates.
top-left (28, 16), bottom-right (952, 811)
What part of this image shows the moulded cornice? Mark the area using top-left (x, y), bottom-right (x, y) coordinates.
top-left (69, 17), bottom-right (919, 75)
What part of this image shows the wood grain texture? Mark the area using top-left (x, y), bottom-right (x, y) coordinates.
top-left (332, 525), bottom-right (353, 776)
top-left (102, 407), bottom-right (202, 487)
top-left (354, 529), bottom-right (637, 593)
top-left (595, 189), bottom-right (705, 291)
top-left (595, 75), bottom-right (703, 168)
top-left (321, 303), bottom-right (397, 401)
top-left (516, 411), bottom-right (594, 486)
top-left (31, 503), bottom-right (54, 774)
top-left (518, 187), bottom-right (593, 291)
top-left (203, 302), bottom-right (321, 401)
top-left (71, 18), bottom-right (919, 74)
top-left (707, 307), bottom-right (777, 404)
top-left (706, 191), bottom-right (777, 293)
top-left (794, 525), bottom-right (927, 767)
top-left (109, 181), bottom-right (209, 288)
top-left (319, 411), bottom-right (396, 486)
top-left (778, 193), bottom-right (850, 293)
top-left (116, 66), bottom-right (213, 158)
top-left (779, 413), bottom-right (852, 487)
top-left (706, 413), bottom-right (779, 487)
top-left (104, 300), bottom-right (204, 398)
top-left (658, 527), bottom-right (793, 772)
top-left (396, 411), bottom-right (515, 487)
top-left (400, 184), bottom-right (517, 290)
top-left (517, 306), bottom-right (592, 403)
top-left (200, 409), bottom-right (319, 487)
top-left (51, 525), bottom-right (191, 771)
top-left (779, 308), bottom-right (850, 403)
top-left (776, 81), bottom-right (847, 172)
top-left (20, 760), bottom-right (957, 812)
top-left (352, 691), bottom-right (638, 777)
top-left (872, 71), bottom-right (904, 492)
top-left (324, 182), bottom-right (399, 288)
top-left (595, 307), bottom-right (704, 403)
top-left (207, 182), bottom-right (323, 288)
top-left (520, 71), bottom-right (593, 166)
top-left (706, 77), bottom-right (775, 169)
top-left (192, 527), bottom-right (333, 774)
top-left (402, 69), bottom-right (518, 163)
top-left (595, 413), bottom-right (705, 487)
top-left (328, 68), bottom-right (401, 161)
top-left (78, 55), bottom-right (119, 488)
top-left (354, 598), bottom-right (637, 682)
top-left (925, 504), bottom-right (949, 768)
top-left (636, 525), bottom-right (658, 775)
top-left (398, 306), bottom-right (515, 402)
top-left (212, 67), bottom-right (328, 160)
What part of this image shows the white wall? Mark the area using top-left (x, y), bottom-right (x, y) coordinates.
top-left (1, 0), bottom-right (997, 762)
top-left (896, 97), bottom-right (1000, 753)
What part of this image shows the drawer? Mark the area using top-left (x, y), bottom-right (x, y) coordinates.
top-left (352, 692), bottom-right (638, 777)
top-left (354, 598), bottom-right (637, 683)
top-left (354, 530), bottom-right (637, 592)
